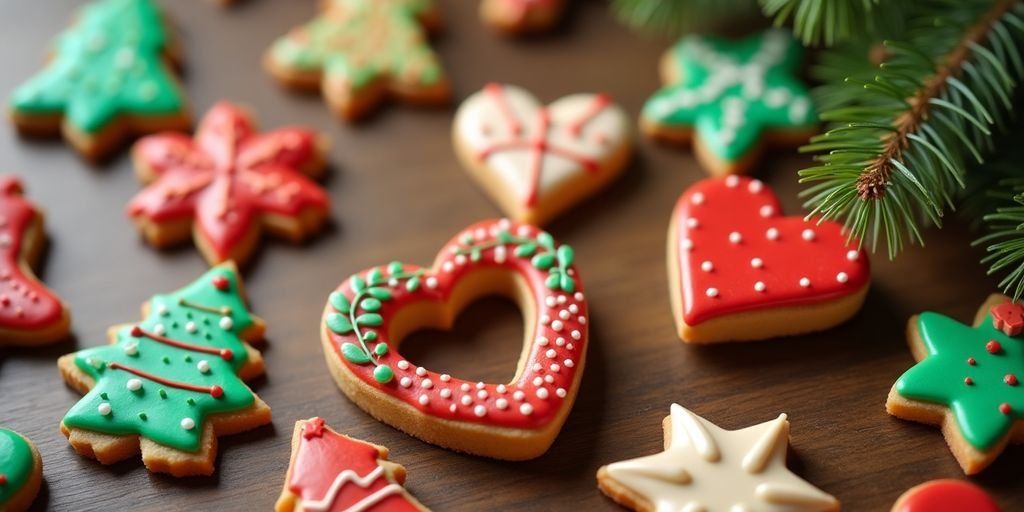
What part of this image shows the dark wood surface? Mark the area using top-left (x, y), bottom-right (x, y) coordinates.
top-left (0, 1), bottom-right (1020, 510)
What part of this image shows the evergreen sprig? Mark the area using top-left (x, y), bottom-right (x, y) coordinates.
top-left (611, 0), bottom-right (758, 35)
top-left (799, 0), bottom-right (1024, 258)
top-left (760, 0), bottom-right (904, 46)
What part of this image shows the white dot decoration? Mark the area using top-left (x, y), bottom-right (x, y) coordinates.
top-left (415, 367), bottom-right (427, 376)
top-left (559, 310), bottom-right (570, 320)
top-left (692, 192), bottom-right (705, 205)
top-left (474, 405), bottom-right (487, 417)
top-left (496, 384), bottom-right (507, 394)
top-left (537, 336), bottom-right (549, 346)
top-left (426, 277), bottom-right (438, 289)
top-left (496, 398), bottom-right (509, 410)
top-left (569, 304), bottom-right (579, 314)
top-left (440, 374), bottom-right (451, 382)
top-left (551, 320), bottom-right (564, 331)
top-left (754, 281), bottom-right (766, 292)
top-left (751, 257), bottom-right (763, 268)
top-left (701, 261), bottom-right (714, 272)
top-left (726, 175), bottom-right (740, 187)
top-left (185, 321), bottom-right (197, 333)
top-left (847, 250), bottom-right (860, 261)
top-left (420, 379), bottom-right (433, 389)
top-left (397, 360), bottom-right (410, 370)
top-left (802, 229), bottom-right (815, 241)
top-left (477, 390), bottom-right (488, 400)
top-left (440, 389), bottom-right (452, 399)
top-left (729, 232), bottom-right (743, 244)
top-left (476, 382), bottom-right (485, 389)
top-left (766, 228), bottom-right (780, 240)
top-left (550, 364), bottom-right (560, 372)
top-left (441, 261), bottom-right (454, 272)
top-left (800, 277), bottom-right (811, 288)
top-left (219, 316), bottom-right (233, 330)
top-left (520, 403), bottom-right (534, 415)
top-left (197, 360), bottom-right (211, 374)
top-left (575, 292), bottom-right (585, 301)
top-left (836, 272), bottom-right (849, 283)
top-left (687, 218), bottom-right (700, 228)
top-left (98, 403), bottom-right (112, 416)
top-left (418, 395), bottom-right (430, 406)
top-left (571, 330), bottom-right (582, 340)
top-left (400, 377), bottom-right (412, 388)
top-left (555, 337), bottom-right (565, 346)
top-left (181, 418), bottom-right (195, 430)
top-left (157, 304), bottom-right (169, 316)
top-left (123, 342), bottom-right (138, 356)
top-left (682, 238), bottom-right (694, 251)
top-left (759, 205), bottom-right (774, 218)
top-left (461, 395), bottom-right (472, 406)
top-left (748, 180), bottom-right (763, 193)
top-left (153, 323), bottom-right (166, 336)
top-left (545, 349), bottom-right (557, 358)
top-left (544, 375), bottom-right (554, 383)
top-left (706, 288), bottom-right (719, 298)
top-left (449, 404), bottom-right (457, 413)
top-left (455, 254), bottom-right (467, 265)
top-left (556, 388), bottom-right (567, 398)
top-left (533, 376), bottom-right (543, 386)
top-left (513, 390), bottom-right (526, 401)
top-left (564, 359), bottom-right (574, 368)
top-left (536, 388), bottom-right (549, 399)
top-left (545, 296), bottom-right (557, 307)
top-left (461, 383), bottom-right (471, 392)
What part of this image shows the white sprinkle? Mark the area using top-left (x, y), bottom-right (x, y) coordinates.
top-left (544, 375), bottom-right (554, 383)
top-left (567, 343), bottom-right (574, 350)
top-left (800, 277), bottom-right (811, 287)
top-left (759, 205), bottom-right (774, 218)
top-left (687, 218), bottom-right (700, 229)
top-left (157, 304), bottom-right (169, 316)
top-left (123, 343), bottom-right (138, 356)
top-left (426, 277), bottom-right (438, 289)
top-left (847, 250), bottom-right (860, 261)
top-left (578, 316), bottom-right (587, 325)
top-left (751, 257), bottom-right (764, 268)
top-left (400, 377), bottom-right (412, 388)
top-left (726, 175), bottom-right (740, 187)
top-left (98, 403), bottom-right (112, 416)
top-left (559, 309), bottom-right (571, 320)
top-left (766, 228), bottom-right (779, 240)
top-left (153, 323), bottom-right (166, 336)
top-left (87, 357), bottom-right (102, 369)
top-left (541, 314), bottom-right (551, 325)
top-left (499, 218), bottom-right (512, 229)
top-left (545, 349), bottom-right (557, 359)
top-left (496, 398), bottom-right (509, 410)
top-left (420, 379), bottom-right (433, 389)
top-left (416, 367), bottom-right (427, 376)
top-left (692, 192), bottom-right (705, 205)
top-left (575, 292), bottom-right (585, 301)
top-left (682, 238), bottom-right (694, 250)
top-left (557, 295), bottom-right (567, 304)
top-left (185, 321), bottom-right (197, 333)
top-left (440, 389), bottom-right (452, 398)
top-left (219, 316), bottom-right (233, 330)
top-left (802, 229), bottom-right (815, 241)
top-left (441, 261), bottom-right (454, 272)
top-left (570, 330), bottom-right (581, 340)
top-left (533, 377), bottom-right (544, 386)
top-left (449, 404), bottom-right (457, 413)
top-left (555, 337), bottom-right (565, 346)
top-left (388, 278), bottom-right (399, 287)
top-left (550, 364), bottom-right (561, 372)
top-left (729, 232), bottom-right (742, 244)
top-left (536, 388), bottom-right (550, 399)
top-left (837, 272), bottom-right (849, 283)
top-left (440, 373), bottom-right (451, 382)
top-left (397, 360), bottom-right (410, 370)
top-left (418, 395), bottom-right (430, 406)
top-left (564, 359), bottom-right (575, 368)
top-left (461, 383), bottom-right (471, 392)
top-left (181, 418), bottom-right (195, 430)
top-left (701, 261), bottom-right (714, 272)
top-left (749, 180), bottom-right (764, 193)
top-left (474, 405), bottom-right (487, 417)
top-left (461, 395), bottom-right (472, 406)
top-left (496, 384), bottom-right (507, 394)
top-left (513, 390), bottom-right (526, 401)
top-left (556, 388), bottom-right (567, 398)
top-left (569, 304), bottom-right (579, 314)
top-left (537, 336), bottom-right (549, 346)
top-left (197, 360), bottom-right (211, 373)
top-left (477, 382), bottom-right (485, 390)
top-left (471, 389), bottom-right (485, 400)
top-left (520, 403), bottom-right (534, 415)
top-left (494, 245), bottom-right (507, 263)
top-left (127, 378), bottom-right (143, 391)
top-left (706, 288), bottom-right (719, 298)
top-left (517, 225), bottom-right (531, 236)
top-left (551, 320), bottom-right (564, 331)
top-left (545, 296), bottom-right (557, 307)
top-left (754, 281), bottom-right (766, 292)
top-left (455, 254), bottom-right (467, 265)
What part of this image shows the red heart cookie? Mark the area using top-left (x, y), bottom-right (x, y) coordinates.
top-left (321, 219), bottom-right (587, 460)
top-left (668, 176), bottom-right (870, 343)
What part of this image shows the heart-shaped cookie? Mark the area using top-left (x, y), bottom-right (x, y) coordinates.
top-left (321, 219), bottom-right (587, 460)
top-left (454, 83), bottom-right (631, 226)
top-left (668, 176), bottom-right (870, 343)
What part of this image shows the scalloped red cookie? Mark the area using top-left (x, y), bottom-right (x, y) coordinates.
top-left (668, 175), bottom-right (870, 343)
top-left (479, 0), bottom-right (565, 35)
top-left (321, 219), bottom-right (587, 460)
top-left (126, 101), bottom-right (329, 267)
top-left (454, 83), bottom-right (632, 226)
top-left (891, 480), bottom-right (1000, 512)
top-left (0, 176), bottom-right (70, 346)
top-left (276, 417), bottom-right (428, 512)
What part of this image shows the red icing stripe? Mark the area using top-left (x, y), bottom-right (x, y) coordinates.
top-left (484, 83), bottom-right (522, 136)
top-left (131, 326), bottom-right (234, 361)
top-left (108, 362), bottom-right (224, 398)
top-left (565, 93), bottom-right (611, 137)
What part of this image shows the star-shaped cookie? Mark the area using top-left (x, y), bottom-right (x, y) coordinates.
top-left (888, 294), bottom-right (1024, 474)
top-left (597, 404), bottom-right (839, 512)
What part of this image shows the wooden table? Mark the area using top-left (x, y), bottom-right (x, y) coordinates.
top-left (1, 0), bottom-right (1019, 510)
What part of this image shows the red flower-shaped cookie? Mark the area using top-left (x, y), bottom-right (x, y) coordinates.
top-left (0, 176), bottom-right (70, 345)
top-left (668, 176), bottom-right (870, 343)
top-left (127, 102), bottom-right (330, 266)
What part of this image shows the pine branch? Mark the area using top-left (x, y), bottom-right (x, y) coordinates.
top-left (799, 0), bottom-right (1024, 257)
top-left (760, 0), bottom-right (904, 46)
top-left (611, 0), bottom-right (758, 35)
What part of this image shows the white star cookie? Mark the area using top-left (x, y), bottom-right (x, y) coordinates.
top-left (597, 404), bottom-right (839, 512)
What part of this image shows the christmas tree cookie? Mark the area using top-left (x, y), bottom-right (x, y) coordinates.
top-left (276, 417), bottom-right (429, 512)
top-left (264, 0), bottom-right (450, 121)
top-left (57, 264), bottom-right (271, 476)
top-left (668, 176), bottom-right (870, 343)
top-left (0, 176), bottom-right (71, 346)
top-left (0, 429), bottom-right (42, 512)
top-left (887, 295), bottom-right (1024, 474)
top-left (453, 83), bottom-right (632, 226)
top-left (479, 0), bottom-right (565, 35)
top-left (127, 101), bottom-right (330, 267)
top-left (9, 0), bottom-right (189, 161)
top-left (597, 404), bottom-right (839, 512)
top-left (641, 29), bottom-right (817, 176)
top-left (321, 219), bottom-right (588, 460)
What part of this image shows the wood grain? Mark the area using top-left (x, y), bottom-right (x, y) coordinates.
top-left (0, 0), bottom-right (1020, 510)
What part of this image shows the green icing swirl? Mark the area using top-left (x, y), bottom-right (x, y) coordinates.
top-left (62, 266), bottom-right (257, 453)
top-left (9, 0), bottom-right (184, 133)
top-left (896, 311), bottom-right (1024, 450)
top-left (0, 429), bottom-right (34, 506)
top-left (641, 29), bottom-right (816, 162)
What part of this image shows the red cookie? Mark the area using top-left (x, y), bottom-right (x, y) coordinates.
top-left (0, 176), bottom-right (70, 345)
top-left (891, 480), bottom-right (1000, 512)
top-left (667, 175), bottom-right (870, 343)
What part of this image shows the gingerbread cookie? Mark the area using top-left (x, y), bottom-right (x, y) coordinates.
top-left (668, 176), bottom-right (870, 343)
top-left (891, 480), bottom-right (999, 512)
top-left (321, 219), bottom-right (587, 460)
top-left (276, 417), bottom-right (429, 512)
top-left (641, 29), bottom-right (816, 176)
top-left (127, 101), bottom-right (330, 267)
top-left (597, 404), bottom-right (839, 512)
top-left (265, 0), bottom-right (450, 121)
top-left (887, 295), bottom-right (1024, 474)
top-left (479, 0), bottom-right (565, 35)
top-left (0, 177), bottom-right (70, 346)
top-left (58, 264), bottom-right (271, 476)
top-left (9, 0), bottom-right (189, 161)
top-left (0, 429), bottom-right (42, 512)
top-left (453, 83), bottom-right (631, 226)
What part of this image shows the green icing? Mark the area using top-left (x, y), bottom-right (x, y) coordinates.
top-left (0, 429), bottom-right (34, 506)
top-left (641, 29), bottom-right (815, 162)
top-left (9, 0), bottom-right (184, 133)
top-left (62, 266), bottom-right (257, 453)
top-left (895, 311), bottom-right (1024, 451)
top-left (270, 0), bottom-right (443, 90)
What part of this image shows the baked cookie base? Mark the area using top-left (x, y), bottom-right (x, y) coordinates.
top-left (479, 0), bottom-right (565, 35)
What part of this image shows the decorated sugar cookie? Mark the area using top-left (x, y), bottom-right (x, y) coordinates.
top-left (887, 295), bottom-right (1024, 474)
top-left (597, 404), bottom-right (839, 512)
top-left (9, 0), bottom-right (189, 160)
top-left (454, 83), bottom-right (632, 226)
top-left (265, 0), bottom-right (450, 121)
top-left (321, 219), bottom-right (587, 460)
top-left (479, 0), bottom-right (565, 35)
top-left (668, 176), bottom-right (869, 343)
top-left (127, 101), bottom-right (330, 266)
top-left (0, 177), bottom-right (70, 346)
top-left (891, 480), bottom-right (1000, 512)
top-left (58, 264), bottom-right (271, 476)
top-left (642, 29), bottom-right (817, 176)
top-left (0, 429), bottom-right (42, 512)
top-left (276, 417), bottom-right (429, 512)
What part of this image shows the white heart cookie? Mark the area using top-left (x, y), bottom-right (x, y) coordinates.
top-left (453, 83), bottom-right (632, 225)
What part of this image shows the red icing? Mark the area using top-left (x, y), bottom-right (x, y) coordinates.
top-left (0, 176), bottom-right (65, 331)
top-left (965, 377), bottom-right (974, 385)
top-left (969, 357), bottom-right (977, 366)
top-left (1005, 374), bottom-right (1018, 386)
top-left (133, 326), bottom-right (234, 361)
top-left (0, 474), bottom-right (6, 485)
top-left (303, 417), bottom-right (326, 439)
top-left (1000, 403), bottom-right (1012, 415)
top-left (895, 480), bottom-right (1000, 512)
top-left (323, 220), bottom-right (587, 430)
top-left (991, 302), bottom-right (1024, 336)
top-left (475, 83), bottom-right (604, 207)
top-left (108, 362), bottom-right (224, 397)
top-left (673, 176), bottom-right (870, 325)
top-left (288, 418), bottom-right (422, 512)
top-left (987, 340), bottom-right (1002, 354)
top-left (212, 275), bottom-right (230, 291)
top-left (126, 102), bottom-right (329, 262)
